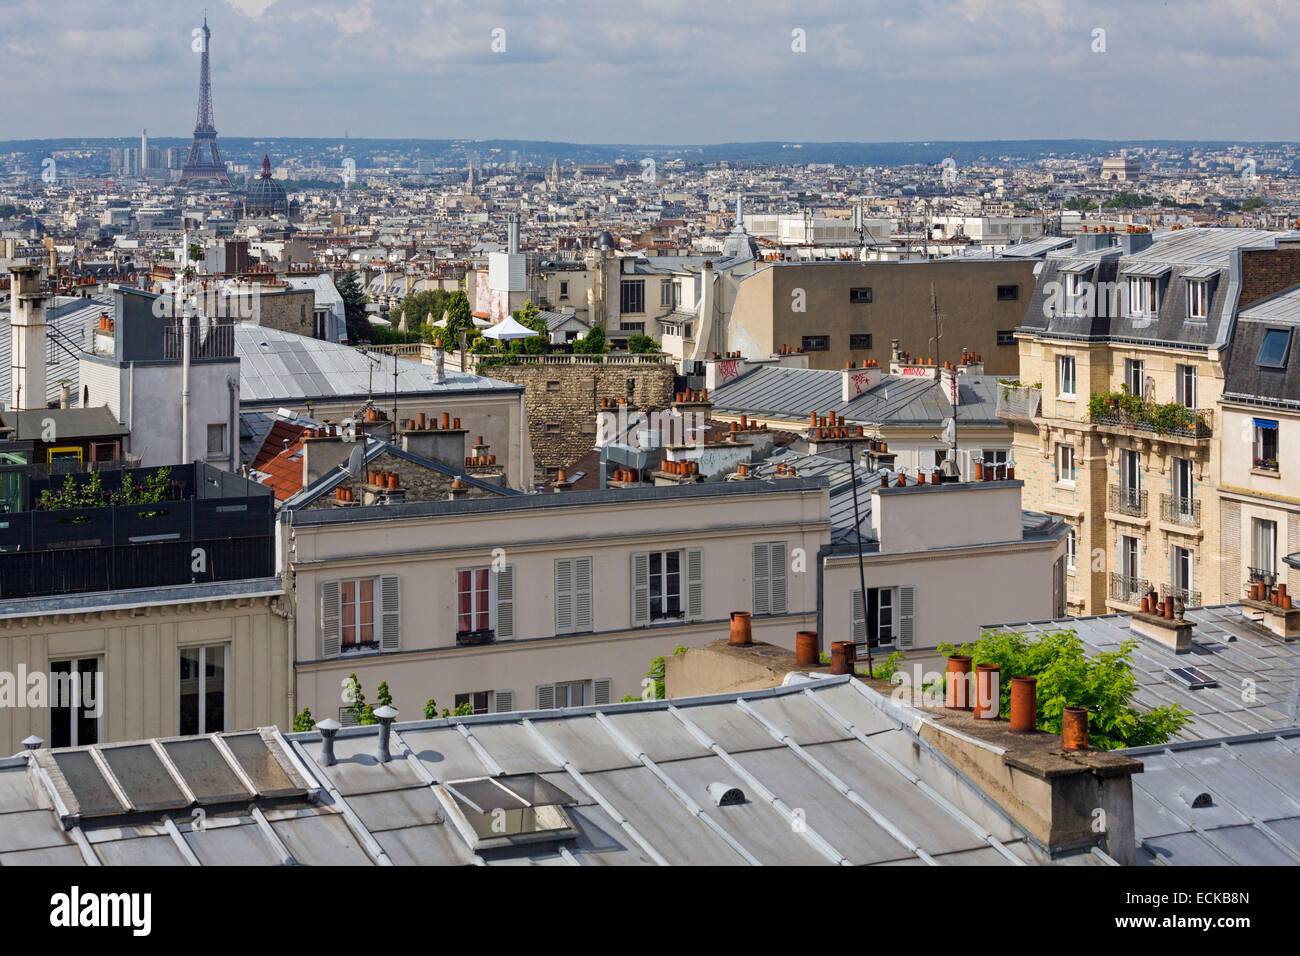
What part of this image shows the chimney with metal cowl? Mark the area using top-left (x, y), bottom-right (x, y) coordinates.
top-left (315, 718), bottom-right (341, 767)
top-left (8, 264), bottom-right (48, 411)
top-left (373, 705), bottom-right (399, 762)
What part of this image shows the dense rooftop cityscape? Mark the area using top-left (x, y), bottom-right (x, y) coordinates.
top-left (0, 0), bottom-right (1295, 911)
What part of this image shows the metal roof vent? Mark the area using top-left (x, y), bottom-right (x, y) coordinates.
top-left (1179, 787), bottom-right (1214, 809)
top-left (707, 782), bottom-right (745, 807)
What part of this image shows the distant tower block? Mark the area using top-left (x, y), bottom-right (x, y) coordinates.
top-left (180, 15), bottom-right (231, 186)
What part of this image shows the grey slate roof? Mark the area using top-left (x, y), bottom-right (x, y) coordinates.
top-left (1222, 284), bottom-right (1300, 409)
top-left (235, 324), bottom-right (521, 407)
top-left (1020, 228), bottom-right (1298, 349)
top-left (1004, 605), bottom-right (1300, 742)
top-left (1124, 729), bottom-right (1300, 865)
top-left (0, 677), bottom-right (1103, 866)
top-left (712, 365), bottom-right (1003, 427)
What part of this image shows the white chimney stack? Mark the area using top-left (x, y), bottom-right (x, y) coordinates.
top-left (8, 264), bottom-right (47, 411)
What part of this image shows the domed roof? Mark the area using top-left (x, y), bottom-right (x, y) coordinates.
top-left (596, 230), bottom-right (616, 250)
top-left (243, 154), bottom-right (289, 217)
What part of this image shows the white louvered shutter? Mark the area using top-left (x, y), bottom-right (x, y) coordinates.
top-left (851, 589), bottom-right (867, 645)
top-left (686, 548), bottom-right (704, 621)
top-left (495, 565), bottom-right (515, 638)
top-left (898, 586), bottom-right (915, 648)
top-left (320, 580), bottom-right (341, 658)
top-left (593, 678), bottom-right (612, 706)
top-left (770, 541), bottom-right (788, 615)
top-left (555, 558), bottom-right (575, 633)
top-left (536, 684), bottom-right (555, 710)
top-left (752, 543), bottom-right (771, 616)
top-left (493, 690), bottom-right (515, 713)
top-left (631, 553), bottom-right (650, 626)
top-left (380, 574), bottom-right (400, 650)
top-left (574, 556), bottom-right (593, 631)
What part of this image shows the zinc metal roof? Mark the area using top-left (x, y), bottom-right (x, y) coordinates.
top-left (711, 365), bottom-right (1004, 428)
top-left (1004, 605), bottom-right (1300, 743)
top-left (0, 677), bottom-right (1103, 866)
top-left (235, 324), bottom-right (521, 406)
top-left (1124, 729), bottom-right (1300, 865)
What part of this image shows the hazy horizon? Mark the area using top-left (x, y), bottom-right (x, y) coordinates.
top-left (2, 0), bottom-right (1297, 142)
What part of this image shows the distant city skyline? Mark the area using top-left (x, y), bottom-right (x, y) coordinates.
top-left (1, 0), bottom-right (1298, 142)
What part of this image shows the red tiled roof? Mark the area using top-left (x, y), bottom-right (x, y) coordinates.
top-left (252, 419), bottom-right (309, 501)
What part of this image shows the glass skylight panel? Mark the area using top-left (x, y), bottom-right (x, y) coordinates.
top-left (1258, 328), bottom-right (1291, 368)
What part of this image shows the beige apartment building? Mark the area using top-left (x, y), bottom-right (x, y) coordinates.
top-left (1005, 227), bottom-right (1300, 615)
top-left (1219, 282), bottom-right (1300, 601)
top-left (727, 258), bottom-right (1036, 376)
top-left (0, 579), bottom-right (291, 755)
top-left (284, 480), bottom-right (829, 721)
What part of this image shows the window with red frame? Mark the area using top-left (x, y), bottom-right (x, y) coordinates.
top-left (458, 568), bottom-right (492, 634)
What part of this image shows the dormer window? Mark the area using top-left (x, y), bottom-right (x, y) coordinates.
top-left (1187, 279), bottom-right (1210, 320)
top-left (1258, 328), bottom-right (1292, 369)
top-left (1128, 276), bottom-right (1159, 317)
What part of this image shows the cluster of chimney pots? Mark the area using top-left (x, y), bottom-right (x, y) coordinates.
top-left (366, 469), bottom-right (401, 490)
top-left (727, 416), bottom-right (768, 434)
top-left (1248, 579), bottom-right (1293, 609)
top-left (944, 655), bottom-right (1089, 750)
top-left (842, 359), bottom-right (881, 369)
top-left (774, 344), bottom-right (806, 355)
top-left (1140, 589), bottom-right (1184, 620)
top-left (772, 462), bottom-right (798, 477)
top-left (405, 411), bottom-right (462, 432)
top-left (608, 467), bottom-right (640, 482)
top-left (972, 458), bottom-right (1015, 481)
top-left (303, 425), bottom-right (341, 439)
top-left (662, 459), bottom-right (698, 477)
top-left (96, 313), bottom-right (116, 333)
top-left (675, 388), bottom-right (709, 403)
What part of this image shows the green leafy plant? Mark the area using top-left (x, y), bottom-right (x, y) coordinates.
top-left (627, 333), bottom-right (657, 354)
top-left (344, 673), bottom-right (376, 726)
top-left (572, 324), bottom-right (606, 356)
top-left (937, 628), bottom-right (1192, 749)
top-left (646, 655), bottom-right (666, 700)
top-left (424, 698), bottom-right (439, 720)
top-left (292, 708), bottom-right (315, 732)
top-left (868, 650), bottom-right (906, 682)
top-left (1089, 389), bottom-right (1205, 436)
top-left (376, 681), bottom-right (393, 707)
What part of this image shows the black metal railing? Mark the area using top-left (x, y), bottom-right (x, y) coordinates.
top-left (1108, 484), bottom-right (1147, 518)
top-left (163, 321), bottom-right (236, 360)
top-left (1109, 572), bottom-right (1149, 605)
top-left (1248, 566), bottom-right (1279, 587)
top-left (1160, 493), bottom-right (1201, 528)
top-left (1163, 584), bottom-right (1201, 609)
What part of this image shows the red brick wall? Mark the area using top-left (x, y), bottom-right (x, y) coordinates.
top-left (1239, 247), bottom-right (1300, 308)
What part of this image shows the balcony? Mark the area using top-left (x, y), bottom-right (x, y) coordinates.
top-left (1108, 484), bottom-right (1147, 518)
top-left (455, 629), bottom-right (496, 647)
top-left (1109, 572), bottom-right (1149, 605)
top-left (1159, 493), bottom-right (1201, 528)
top-left (995, 382), bottom-right (1041, 424)
top-left (1090, 394), bottom-right (1212, 440)
top-left (163, 320), bottom-right (236, 360)
top-left (1162, 584), bottom-right (1202, 609)
top-left (1249, 566), bottom-right (1280, 588)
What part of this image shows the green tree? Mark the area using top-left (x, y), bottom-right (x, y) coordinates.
top-left (344, 673), bottom-right (376, 726)
top-left (335, 270), bottom-right (371, 344)
top-left (508, 300), bottom-right (549, 355)
top-left (376, 681), bottom-right (393, 707)
top-left (572, 324), bottom-right (607, 355)
top-left (627, 333), bottom-right (657, 354)
top-left (442, 290), bottom-right (475, 343)
top-left (937, 628), bottom-right (1192, 749)
top-left (424, 698), bottom-right (439, 719)
top-left (398, 288), bottom-right (451, 336)
top-left (292, 708), bottom-right (315, 732)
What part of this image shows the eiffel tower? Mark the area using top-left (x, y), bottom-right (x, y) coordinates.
top-left (180, 15), bottom-right (230, 186)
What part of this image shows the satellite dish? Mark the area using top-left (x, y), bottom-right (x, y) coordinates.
top-left (346, 444), bottom-right (365, 479)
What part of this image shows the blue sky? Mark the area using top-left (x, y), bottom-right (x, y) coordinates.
top-left (2, 0), bottom-right (1298, 142)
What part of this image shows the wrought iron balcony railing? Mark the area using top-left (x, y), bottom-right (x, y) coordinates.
top-left (1109, 572), bottom-right (1149, 605)
top-left (1159, 493), bottom-right (1201, 528)
top-left (1108, 484), bottom-right (1147, 518)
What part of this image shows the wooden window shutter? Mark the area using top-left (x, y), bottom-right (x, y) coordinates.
top-left (593, 678), bottom-right (613, 706)
top-left (493, 690), bottom-right (515, 713)
top-left (320, 580), bottom-right (341, 658)
top-left (899, 586), bottom-right (915, 649)
top-left (536, 684), bottom-right (555, 710)
top-left (770, 541), bottom-right (788, 615)
top-left (686, 548), bottom-right (704, 621)
top-left (851, 589), bottom-right (867, 645)
top-left (555, 558), bottom-right (575, 633)
top-left (574, 556), bottom-right (594, 631)
top-left (752, 543), bottom-right (771, 616)
top-left (631, 552), bottom-right (650, 626)
top-left (495, 565), bottom-right (515, 639)
top-left (380, 574), bottom-right (401, 650)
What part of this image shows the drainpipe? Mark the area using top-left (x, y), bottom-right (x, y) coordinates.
top-left (181, 304), bottom-right (191, 464)
top-left (518, 388), bottom-right (527, 491)
top-left (815, 543), bottom-right (830, 661)
top-left (227, 375), bottom-right (239, 467)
